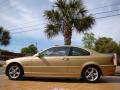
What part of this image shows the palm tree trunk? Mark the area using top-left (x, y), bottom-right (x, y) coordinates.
top-left (63, 23), bottom-right (72, 45)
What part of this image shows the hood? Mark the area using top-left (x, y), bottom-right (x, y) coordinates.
top-left (6, 56), bottom-right (34, 64)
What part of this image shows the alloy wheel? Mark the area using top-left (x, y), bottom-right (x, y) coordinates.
top-left (85, 67), bottom-right (99, 82)
top-left (8, 65), bottom-right (21, 79)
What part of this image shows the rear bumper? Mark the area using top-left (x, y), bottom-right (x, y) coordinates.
top-left (100, 65), bottom-right (116, 76)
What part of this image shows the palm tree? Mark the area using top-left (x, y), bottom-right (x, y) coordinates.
top-left (44, 0), bottom-right (95, 45)
top-left (0, 27), bottom-right (10, 46)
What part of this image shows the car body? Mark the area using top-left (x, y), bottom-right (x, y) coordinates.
top-left (4, 45), bottom-right (117, 82)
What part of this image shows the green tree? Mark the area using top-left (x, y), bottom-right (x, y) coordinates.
top-left (95, 37), bottom-right (120, 54)
top-left (21, 44), bottom-right (38, 56)
top-left (44, 0), bottom-right (95, 45)
top-left (0, 27), bottom-right (10, 46)
top-left (118, 42), bottom-right (120, 49)
top-left (82, 32), bottom-right (96, 49)
top-left (118, 42), bottom-right (120, 61)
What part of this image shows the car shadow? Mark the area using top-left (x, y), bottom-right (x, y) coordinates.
top-left (22, 77), bottom-right (84, 83)
top-left (18, 76), bottom-right (120, 84)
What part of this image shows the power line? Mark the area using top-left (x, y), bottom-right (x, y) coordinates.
top-left (0, 1), bottom-right (119, 30)
top-left (11, 27), bottom-right (45, 34)
top-left (0, 0), bottom-right (119, 11)
top-left (9, 9), bottom-right (120, 31)
top-left (9, 23), bottom-right (46, 31)
top-left (95, 13), bottom-right (120, 19)
top-left (11, 13), bottom-right (120, 34)
top-left (94, 8), bottom-right (120, 15)
top-left (7, 18), bottom-right (43, 29)
top-left (1, 1), bottom-right (120, 12)
top-left (7, 7), bottom-right (120, 30)
top-left (0, 1), bottom-right (120, 32)
top-left (6, 8), bottom-right (120, 32)
top-left (89, 3), bottom-right (120, 10)
top-left (8, 8), bottom-right (120, 31)
top-left (5, 9), bottom-right (120, 31)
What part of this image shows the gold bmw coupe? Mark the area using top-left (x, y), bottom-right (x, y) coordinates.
top-left (4, 46), bottom-right (117, 82)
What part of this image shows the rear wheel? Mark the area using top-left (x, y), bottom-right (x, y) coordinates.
top-left (82, 66), bottom-right (100, 82)
top-left (7, 64), bottom-right (24, 80)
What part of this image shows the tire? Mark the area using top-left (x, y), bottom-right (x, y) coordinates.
top-left (7, 64), bottom-right (24, 80)
top-left (82, 66), bottom-right (100, 82)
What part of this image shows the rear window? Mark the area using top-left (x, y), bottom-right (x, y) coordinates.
top-left (70, 47), bottom-right (90, 56)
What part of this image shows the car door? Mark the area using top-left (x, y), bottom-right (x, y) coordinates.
top-left (31, 46), bottom-right (70, 77)
top-left (67, 47), bottom-right (90, 77)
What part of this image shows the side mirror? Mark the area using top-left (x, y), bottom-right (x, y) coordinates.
top-left (38, 53), bottom-right (44, 58)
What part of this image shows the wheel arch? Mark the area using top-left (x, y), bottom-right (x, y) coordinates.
top-left (80, 64), bottom-right (102, 77)
top-left (5, 62), bottom-right (24, 76)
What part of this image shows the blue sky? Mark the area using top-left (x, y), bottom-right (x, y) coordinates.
top-left (0, 0), bottom-right (120, 52)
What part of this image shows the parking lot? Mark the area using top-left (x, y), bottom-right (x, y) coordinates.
top-left (0, 67), bottom-right (120, 90)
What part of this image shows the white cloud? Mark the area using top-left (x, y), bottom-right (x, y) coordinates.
top-left (0, 13), bottom-right (21, 25)
top-left (92, 17), bottom-right (120, 42)
top-left (9, 0), bottom-right (31, 13)
top-left (49, 0), bottom-right (57, 3)
top-left (9, 0), bottom-right (39, 23)
top-left (7, 0), bottom-right (120, 42)
top-left (0, 0), bottom-right (45, 42)
top-left (11, 20), bottom-right (46, 39)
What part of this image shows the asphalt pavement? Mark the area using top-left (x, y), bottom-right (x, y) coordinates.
top-left (0, 67), bottom-right (3, 75)
top-left (0, 75), bottom-right (120, 90)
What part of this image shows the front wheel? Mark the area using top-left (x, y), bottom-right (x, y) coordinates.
top-left (82, 66), bottom-right (100, 82)
top-left (7, 64), bottom-right (24, 80)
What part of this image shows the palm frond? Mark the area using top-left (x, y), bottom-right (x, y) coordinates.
top-left (69, 0), bottom-right (82, 10)
top-left (44, 9), bottom-right (62, 23)
top-left (74, 15), bottom-right (95, 33)
top-left (77, 7), bottom-right (88, 17)
top-left (0, 30), bottom-right (10, 46)
top-left (44, 24), bottom-right (61, 38)
top-left (0, 27), bottom-right (3, 34)
top-left (55, 0), bottom-right (69, 19)
top-left (44, 0), bottom-right (95, 45)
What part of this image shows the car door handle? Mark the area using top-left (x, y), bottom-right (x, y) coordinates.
top-left (62, 58), bottom-right (69, 61)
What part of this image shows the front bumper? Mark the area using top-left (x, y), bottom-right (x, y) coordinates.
top-left (2, 64), bottom-right (7, 75)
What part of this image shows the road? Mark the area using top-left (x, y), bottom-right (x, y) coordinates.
top-left (0, 75), bottom-right (120, 90)
top-left (0, 67), bottom-right (3, 75)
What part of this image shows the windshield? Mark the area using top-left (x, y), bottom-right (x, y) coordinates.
top-left (33, 50), bottom-right (43, 57)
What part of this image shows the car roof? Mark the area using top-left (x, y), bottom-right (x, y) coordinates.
top-left (34, 45), bottom-right (101, 56)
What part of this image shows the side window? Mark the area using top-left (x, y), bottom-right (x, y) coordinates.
top-left (41, 48), bottom-right (55, 56)
top-left (70, 47), bottom-right (90, 56)
top-left (41, 47), bottom-right (70, 56)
